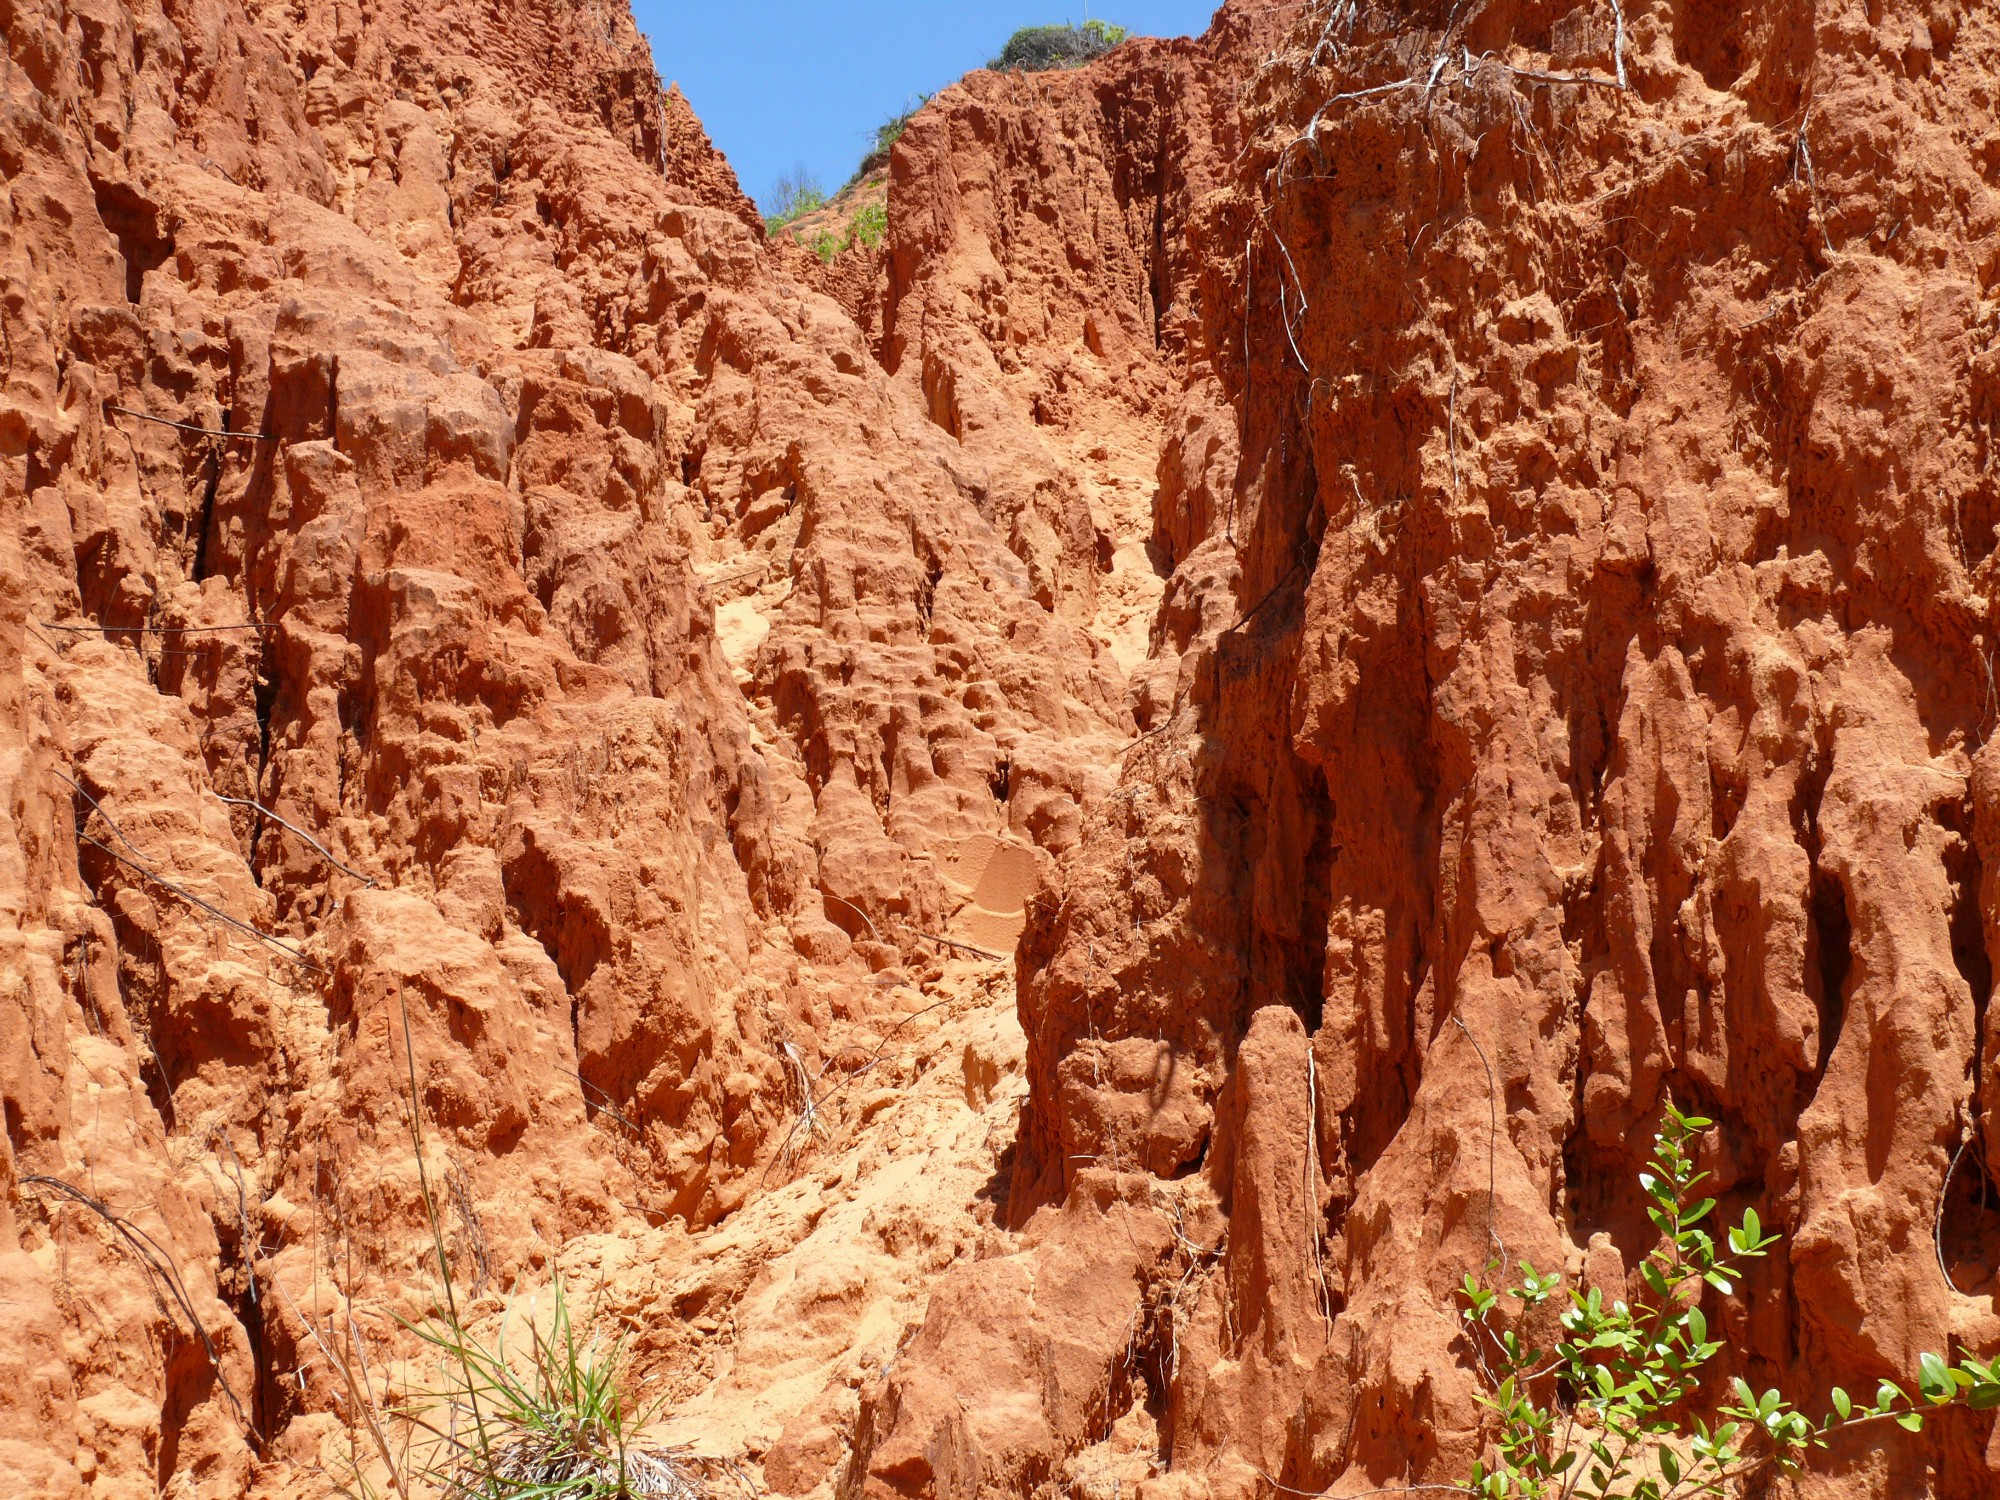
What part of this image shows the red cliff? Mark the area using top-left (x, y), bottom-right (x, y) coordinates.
top-left (4, 2), bottom-right (1999, 1498)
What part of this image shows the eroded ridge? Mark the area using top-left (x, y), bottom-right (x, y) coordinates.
top-left (5, 3), bottom-right (2000, 1499)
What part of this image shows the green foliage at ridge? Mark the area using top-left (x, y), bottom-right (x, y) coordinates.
top-left (763, 168), bottom-right (827, 236)
top-left (770, 19), bottom-right (1131, 255)
top-left (802, 200), bottom-right (888, 265)
top-left (990, 20), bottom-right (1128, 72)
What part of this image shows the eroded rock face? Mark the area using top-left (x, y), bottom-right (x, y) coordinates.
top-left (0, 0), bottom-right (1150, 1488)
top-left (6, 0), bottom-right (2000, 1497)
top-left (855, 4), bottom-right (2000, 1500)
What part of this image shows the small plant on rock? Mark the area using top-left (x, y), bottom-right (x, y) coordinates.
top-left (852, 96), bottom-right (930, 181)
top-left (990, 19), bottom-right (1128, 72)
top-left (392, 1276), bottom-right (694, 1500)
top-left (847, 201), bottom-right (887, 251)
top-left (800, 202), bottom-right (888, 264)
top-left (763, 168), bottom-right (827, 236)
top-left (327, 999), bottom-right (699, 1500)
top-left (1459, 1103), bottom-right (2000, 1498)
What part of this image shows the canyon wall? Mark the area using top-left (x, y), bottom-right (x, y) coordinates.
top-left (5, 1), bottom-right (2000, 1498)
top-left (853, 3), bottom-right (2000, 1498)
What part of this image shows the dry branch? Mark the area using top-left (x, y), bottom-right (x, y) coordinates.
top-left (1450, 1014), bottom-right (1507, 1278)
top-left (1793, 109), bottom-right (1838, 257)
top-left (762, 992), bottom-right (965, 1179)
top-left (909, 929), bottom-right (1007, 961)
top-left (820, 891), bottom-right (881, 942)
top-left (78, 832), bottom-right (321, 971)
top-left (571, 1069), bottom-right (643, 1133)
top-left (266, 1273), bottom-right (411, 1500)
top-left (105, 402), bottom-right (276, 441)
top-left (217, 795), bottom-right (376, 886)
top-left (58, 768), bottom-right (322, 971)
top-left (39, 619), bottom-right (273, 635)
top-left (21, 1174), bottom-right (258, 1440)
top-left (1286, 0), bottom-right (1632, 172)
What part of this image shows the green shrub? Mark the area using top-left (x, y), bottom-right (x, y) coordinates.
top-left (797, 202), bottom-right (889, 265)
top-left (847, 97), bottom-right (932, 187)
top-left (848, 201), bottom-right (888, 251)
top-left (1459, 1103), bottom-right (2000, 1498)
top-left (990, 19), bottom-right (1128, 72)
top-left (870, 98), bottom-right (928, 161)
top-left (763, 168), bottom-right (827, 236)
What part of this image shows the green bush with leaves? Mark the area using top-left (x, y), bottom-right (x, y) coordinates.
top-left (1459, 1104), bottom-right (2000, 1499)
top-left (852, 96), bottom-right (931, 181)
top-left (798, 202), bottom-right (888, 265)
top-left (763, 168), bottom-right (827, 236)
top-left (990, 19), bottom-right (1128, 72)
top-left (847, 201), bottom-right (887, 251)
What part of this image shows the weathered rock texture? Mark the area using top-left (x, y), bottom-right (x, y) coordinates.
top-left (852, 4), bottom-right (2000, 1500)
top-left (5, 0), bottom-right (2000, 1497)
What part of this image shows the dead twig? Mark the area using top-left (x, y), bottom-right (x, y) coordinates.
top-left (821, 891), bottom-right (881, 943)
top-left (28, 623), bottom-right (77, 657)
top-left (909, 930), bottom-right (1007, 961)
top-left (217, 795), bottom-right (376, 886)
top-left (1793, 109), bottom-right (1838, 258)
top-left (212, 1130), bottom-right (260, 1310)
top-left (1309, 0), bottom-right (1358, 68)
top-left (762, 992), bottom-right (965, 1180)
top-left (106, 402), bottom-right (276, 442)
top-left (1260, 211), bottom-right (1311, 374)
top-left (1476, 57), bottom-right (1625, 91)
top-left (1447, 361), bottom-right (1462, 501)
top-left (38, 619), bottom-right (273, 635)
top-left (58, 769), bottom-right (321, 971)
top-left (1937, 1116), bottom-right (1981, 1293)
top-left (778, 1041), bottom-right (825, 1161)
top-left (1252, 1469), bottom-right (1470, 1499)
top-left (1287, 2), bottom-right (1630, 169)
top-left (54, 768), bottom-right (153, 868)
top-left (1155, 1198), bottom-right (1223, 1385)
top-left (1118, 721), bottom-right (1175, 758)
top-left (1451, 1015), bottom-right (1507, 1278)
top-left (1222, 556), bottom-right (1307, 638)
top-left (21, 1174), bottom-right (258, 1440)
top-left (445, 1162), bottom-right (492, 1298)
top-left (702, 561), bottom-right (774, 589)
top-left (1305, 1049), bottom-right (1334, 1332)
top-left (266, 1272), bottom-right (412, 1500)
top-left (571, 1069), bottom-right (642, 1133)
top-left (77, 832), bottom-right (321, 971)
top-left (817, 993), bottom-right (962, 1106)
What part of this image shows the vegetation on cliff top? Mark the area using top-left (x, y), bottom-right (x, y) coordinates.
top-left (762, 168), bottom-right (828, 236)
top-left (990, 20), bottom-right (1128, 71)
top-left (764, 19), bottom-right (1129, 256)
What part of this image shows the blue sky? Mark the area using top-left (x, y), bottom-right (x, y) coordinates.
top-left (633, 2), bottom-right (1226, 212)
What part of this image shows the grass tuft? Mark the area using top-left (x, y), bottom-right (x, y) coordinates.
top-left (395, 1277), bottom-right (692, 1500)
top-left (794, 200), bottom-right (889, 265)
top-left (325, 996), bottom-right (697, 1500)
top-left (849, 96), bottom-right (931, 184)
